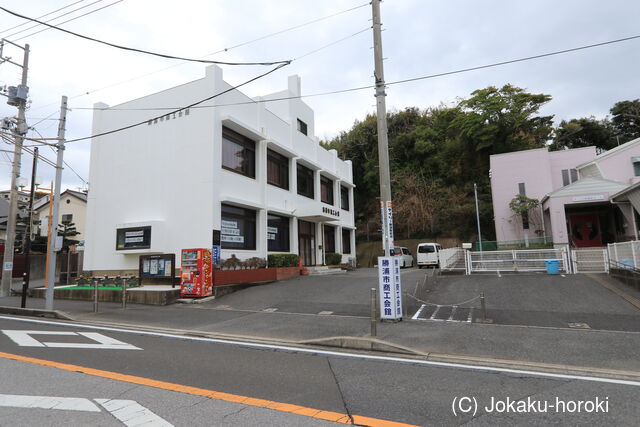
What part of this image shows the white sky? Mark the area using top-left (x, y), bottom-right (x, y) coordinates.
top-left (0, 0), bottom-right (638, 192)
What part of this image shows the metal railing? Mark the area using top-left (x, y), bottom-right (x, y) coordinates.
top-left (467, 247), bottom-right (569, 273)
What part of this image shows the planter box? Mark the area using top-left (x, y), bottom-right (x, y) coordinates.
top-left (213, 267), bottom-right (299, 286)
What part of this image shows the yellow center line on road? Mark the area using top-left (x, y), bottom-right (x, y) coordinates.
top-left (0, 351), bottom-right (418, 427)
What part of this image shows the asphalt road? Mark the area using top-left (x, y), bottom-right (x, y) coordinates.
top-left (1, 315), bottom-right (638, 426)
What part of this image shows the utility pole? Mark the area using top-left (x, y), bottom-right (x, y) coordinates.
top-left (45, 96), bottom-right (68, 310)
top-left (20, 147), bottom-right (38, 308)
top-left (0, 42), bottom-right (29, 298)
top-left (371, 0), bottom-right (393, 256)
top-left (474, 183), bottom-right (483, 252)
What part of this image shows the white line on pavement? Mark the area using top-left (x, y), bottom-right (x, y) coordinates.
top-left (2, 330), bottom-right (141, 350)
top-left (95, 399), bottom-right (173, 427)
top-left (1, 315), bottom-right (639, 387)
top-left (0, 394), bottom-right (101, 412)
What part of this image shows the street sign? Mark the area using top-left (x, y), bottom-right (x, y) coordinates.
top-left (386, 201), bottom-right (395, 250)
top-left (377, 256), bottom-right (402, 320)
top-left (212, 245), bottom-right (221, 266)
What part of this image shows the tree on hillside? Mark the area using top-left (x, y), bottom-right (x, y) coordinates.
top-left (550, 117), bottom-right (615, 151)
top-left (326, 84), bottom-right (555, 243)
top-left (610, 99), bottom-right (640, 143)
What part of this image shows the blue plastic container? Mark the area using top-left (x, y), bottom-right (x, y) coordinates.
top-left (544, 259), bottom-right (560, 274)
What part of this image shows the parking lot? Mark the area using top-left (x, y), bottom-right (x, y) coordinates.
top-left (413, 272), bottom-right (640, 331)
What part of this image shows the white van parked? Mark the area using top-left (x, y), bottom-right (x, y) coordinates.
top-left (417, 243), bottom-right (442, 268)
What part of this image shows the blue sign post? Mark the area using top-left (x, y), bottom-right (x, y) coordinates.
top-left (212, 245), bottom-right (221, 266)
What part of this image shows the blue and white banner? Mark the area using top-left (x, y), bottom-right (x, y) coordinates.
top-left (378, 256), bottom-right (402, 320)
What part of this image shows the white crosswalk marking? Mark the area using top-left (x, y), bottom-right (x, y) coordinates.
top-left (96, 399), bottom-right (174, 426)
top-left (0, 394), bottom-right (101, 412)
top-left (2, 330), bottom-right (141, 350)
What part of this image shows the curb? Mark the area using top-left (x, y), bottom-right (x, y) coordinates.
top-left (297, 336), bottom-right (429, 356)
top-left (0, 306), bottom-right (74, 320)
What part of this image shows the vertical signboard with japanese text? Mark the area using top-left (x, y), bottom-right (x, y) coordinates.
top-left (380, 201), bottom-right (387, 253)
top-left (386, 201), bottom-right (395, 250)
top-left (378, 256), bottom-right (402, 320)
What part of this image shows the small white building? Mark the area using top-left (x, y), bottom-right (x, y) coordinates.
top-left (34, 189), bottom-right (88, 242)
top-left (84, 65), bottom-right (356, 275)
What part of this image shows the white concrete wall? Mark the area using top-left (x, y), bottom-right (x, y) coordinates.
top-left (85, 65), bottom-right (355, 272)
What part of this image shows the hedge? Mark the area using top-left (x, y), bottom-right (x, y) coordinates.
top-left (268, 254), bottom-right (300, 268)
top-left (325, 252), bottom-right (342, 266)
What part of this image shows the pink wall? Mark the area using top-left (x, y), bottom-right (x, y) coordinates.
top-left (490, 147), bottom-right (596, 242)
top-left (587, 145), bottom-right (640, 184)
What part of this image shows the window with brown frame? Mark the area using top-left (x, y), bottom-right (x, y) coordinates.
top-left (267, 149), bottom-right (289, 190)
top-left (320, 176), bottom-right (334, 205)
top-left (340, 186), bottom-right (349, 211)
top-left (222, 127), bottom-right (255, 178)
top-left (297, 164), bottom-right (314, 199)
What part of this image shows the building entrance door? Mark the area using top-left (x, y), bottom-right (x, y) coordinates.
top-left (569, 213), bottom-right (602, 247)
top-left (298, 220), bottom-right (316, 266)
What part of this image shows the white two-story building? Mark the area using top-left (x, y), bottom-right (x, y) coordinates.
top-left (84, 65), bottom-right (356, 275)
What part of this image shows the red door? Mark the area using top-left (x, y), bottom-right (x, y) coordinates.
top-left (569, 214), bottom-right (601, 247)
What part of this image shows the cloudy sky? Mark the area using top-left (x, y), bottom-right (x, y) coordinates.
top-left (0, 0), bottom-right (638, 191)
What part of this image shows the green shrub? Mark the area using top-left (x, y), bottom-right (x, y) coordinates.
top-left (268, 254), bottom-right (300, 268)
top-left (325, 252), bottom-right (342, 265)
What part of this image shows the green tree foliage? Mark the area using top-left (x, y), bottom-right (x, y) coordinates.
top-left (57, 220), bottom-right (80, 251)
top-left (328, 84), bottom-right (554, 241)
top-left (550, 117), bottom-right (615, 151)
top-left (610, 99), bottom-right (640, 143)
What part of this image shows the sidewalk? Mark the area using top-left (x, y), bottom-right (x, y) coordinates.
top-left (1, 269), bottom-right (639, 376)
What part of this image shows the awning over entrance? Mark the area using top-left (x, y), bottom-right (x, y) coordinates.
top-left (612, 181), bottom-right (640, 215)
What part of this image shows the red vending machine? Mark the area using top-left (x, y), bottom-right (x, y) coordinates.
top-left (180, 248), bottom-right (213, 297)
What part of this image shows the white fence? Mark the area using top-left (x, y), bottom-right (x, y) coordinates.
top-left (607, 241), bottom-right (640, 268)
top-left (466, 248), bottom-right (570, 274)
top-left (439, 247), bottom-right (467, 272)
top-left (571, 248), bottom-right (608, 273)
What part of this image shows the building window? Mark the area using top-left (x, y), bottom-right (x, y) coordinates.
top-left (61, 214), bottom-right (73, 223)
top-left (562, 169), bottom-right (578, 186)
top-left (221, 204), bottom-right (256, 250)
top-left (342, 229), bottom-right (351, 254)
top-left (518, 182), bottom-right (526, 196)
top-left (320, 176), bottom-right (334, 205)
top-left (267, 214), bottom-right (289, 252)
top-left (571, 168), bottom-right (578, 182)
top-left (297, 119), bottom-right (308, 136)
top-left (323, 225), bottom-right (336, 253)
top-left (297, 164), bottom-right (314, 199)
top-left (633, 158), bottom-right (640, 177)
top-left (222, 127), bottom-right (255, 178)
top-left (340, 186), bottom-right (349, 211)
top-left (522, 212), bottom-right (529, 230)
top-left (267, 149), bottom-right (289, 190)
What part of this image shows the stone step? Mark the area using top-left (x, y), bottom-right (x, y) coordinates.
top-left (306, 266), bottom-right (345, 276)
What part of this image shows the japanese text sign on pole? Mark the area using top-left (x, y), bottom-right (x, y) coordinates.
top-left (377, 256), bottom-right (402, 320)
top-left (380, 201), bottom-right (387, 253)
top-left (386, 201), bottom-right (395, 250)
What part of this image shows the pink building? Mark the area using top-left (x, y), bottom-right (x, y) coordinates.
top-left (490, 137), bottom-right (640, 247)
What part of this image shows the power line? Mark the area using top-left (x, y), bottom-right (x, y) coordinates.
top-left (28, 1), bottom-right (370, 112)
top-left (30, 127), bottom-right (87, 184)
top-left (4, 0), bottom-right (104, 39)
top-left (73, 32), bottom-right (640, 113)
top-left (0, 0), bottom-right (87, 34)
top-left (64, 62), bottom-right (290, 143)
top-left (0, 6), bottom-right (291, 66)
top-left (12, 1), bottom-right (121, 42)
